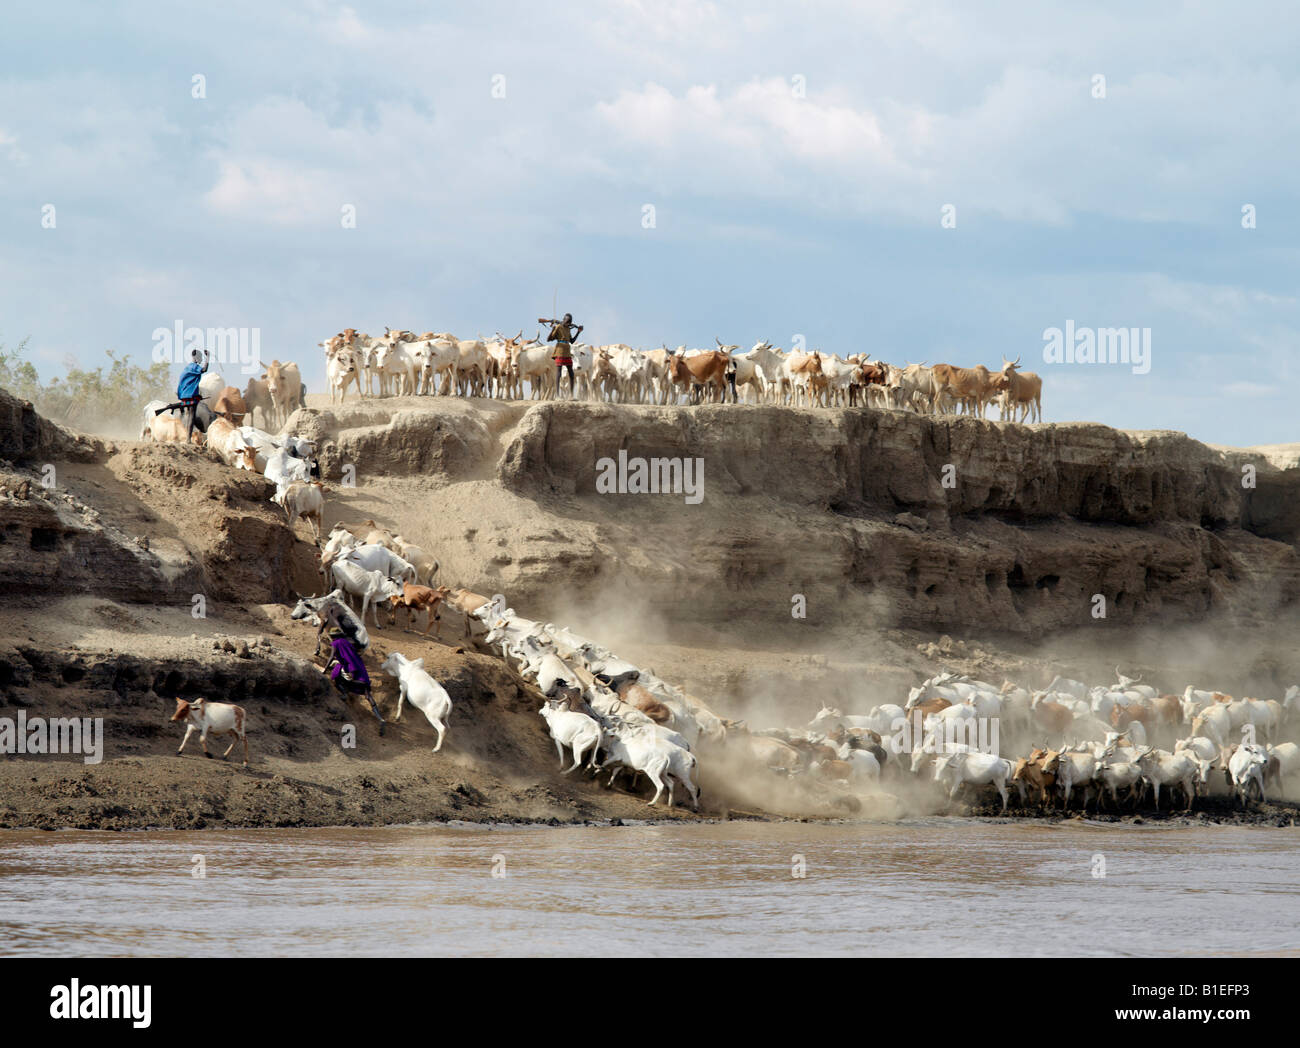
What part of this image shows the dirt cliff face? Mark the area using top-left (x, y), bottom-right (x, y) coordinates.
top-left (0, 387), bottom-right (299, 606)
top-left (282, 398), bottom-right (1300, 639)
top-left (5, 384), bottom-right (1296, 640)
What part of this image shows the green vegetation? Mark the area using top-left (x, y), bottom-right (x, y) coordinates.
top-left (0, 336), bottom-right (170, 433)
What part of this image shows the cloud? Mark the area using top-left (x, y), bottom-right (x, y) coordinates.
top-left (1, 1), bottom-right (1298, 445)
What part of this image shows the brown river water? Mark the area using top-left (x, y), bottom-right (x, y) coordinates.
top-left (1, 820), bottom-right (1297, 956)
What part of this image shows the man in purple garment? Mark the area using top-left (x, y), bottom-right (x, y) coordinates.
top-left (323, 628), bottom-right (385, 734)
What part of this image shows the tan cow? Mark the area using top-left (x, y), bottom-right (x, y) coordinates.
top-left (642, 347), bottom-right (674, 404)
top-left (204, 417), bottom-right (258, 470)
top-left (263, 360), bottom-right (304, 426)
top-left (488, 332), bottom-right (523, 399)
top-left (611, 679), bottom-right (672, 724)
top-left (443, 587), bottom-right (495, 641)
top-left (780, 350), bottom-right (823, 406)
top-left (148, 413), bottom-right (204, 445)
top-left (993, 357), bottom-right (1043, 423)
top-left (242, 377), bottom-right (275, 429)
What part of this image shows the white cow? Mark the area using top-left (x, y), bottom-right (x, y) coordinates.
top-left (1227, 743), bottom-right (1268, 805)
top-left (1136, 748), bottom-right (1198, 811)
top-left (263, 446), bottom-right (311, 498)
top-left (538, 697), bottom-right (602, 773)
top-left (381, 652), bottom-right (452, 751)
top-left (603, 724), bottom-right (700, 809)
top-left (1266, 742), bottom-right (1300, 798)
top-left (933, 751), bottom-right (1013, 812)
top-left (339, 543), bottom-right (418, 584)
top-left (331, 560), bottom-right (401, 626)
top-left (597, 729), bottom-right (676, 807)
top-left (328, 349), bottom-right (361, 403)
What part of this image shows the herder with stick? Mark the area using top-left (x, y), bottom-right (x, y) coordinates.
top-left (537, 312), bottom-right (583, 399)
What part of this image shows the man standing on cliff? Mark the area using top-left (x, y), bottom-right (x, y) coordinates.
top-left (154, 348), bottom-right (210, 442)
top-left (538, 312), bottom-right (583, 399)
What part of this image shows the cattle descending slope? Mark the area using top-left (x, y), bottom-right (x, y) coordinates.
top-left (287, 396), bottom-right (1300, 641)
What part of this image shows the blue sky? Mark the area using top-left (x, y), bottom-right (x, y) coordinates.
top-left (1, 1), bottom-right (1297, 445)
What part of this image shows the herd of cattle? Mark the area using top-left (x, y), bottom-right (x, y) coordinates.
top-left (282, 515), bottom-right (1300, 816)
top-left (320, 327), bottom-right (1045, 420)
top-left (779, 670), bottom-right (1300, 814)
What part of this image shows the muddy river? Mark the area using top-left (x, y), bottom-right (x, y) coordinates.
top-left (1, 820), bottom-right (1297, 956)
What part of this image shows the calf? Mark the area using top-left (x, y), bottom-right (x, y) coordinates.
top-left (171, 697), bottom-right (248, 766)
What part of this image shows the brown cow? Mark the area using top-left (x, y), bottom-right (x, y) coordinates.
top-left (612, 679), bottom-right (672, 724)
top-left (1013, 747), bottom-right (1061, 806)
top-left (1032, 695), bottom-right (1074, 738)
top-left (931, 363), bottom-right (995, 417)
top-left (211, 385), bottom-right (248, 425)
top-left (910, 696), bottom-right (953, 720)
top-left (1110, 703), bottom-right (1152, 731)
top-left (849, 360), bottom-right (888, 406)
top-left (386, 583), bottom-right (451, 637)
top-left (666, 349), bottom-right (734, 404)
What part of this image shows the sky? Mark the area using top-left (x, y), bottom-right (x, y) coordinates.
top-left (1, 0), bottom-right (1297, 446)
